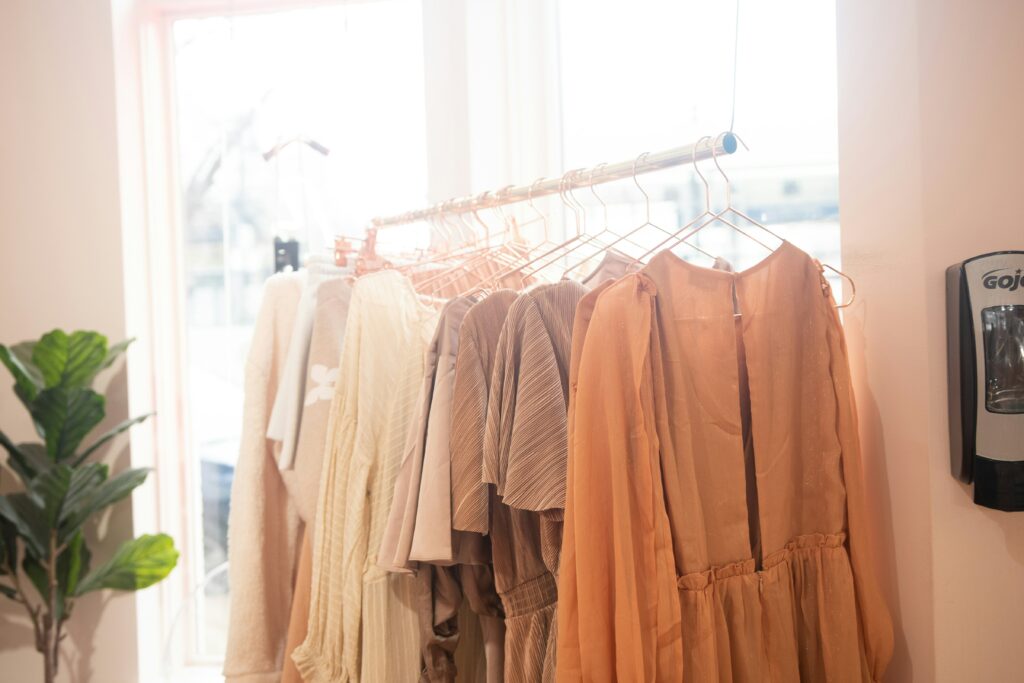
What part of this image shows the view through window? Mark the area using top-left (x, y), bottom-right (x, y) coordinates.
top-left (165, 0), bottom-right (841, 666)
top-left (169, 1), bottom-right (427, 659)
top-left (555, 0), bottom-right (841, 284)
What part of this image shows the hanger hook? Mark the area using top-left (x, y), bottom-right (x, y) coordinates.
top-left (633, 152), bottom-right (652, 225)
top-left (692, 135), bottom-right (713, 211)
top-left (493, 184), bottom-right (515, 226)
top-left (822, 262), bottom-right (857, 308)
top-left (560, 170), bottom-right (584, 236)
top-left (709, 133), bottom-right (733, 208)
top-left (565, 167), bottom-right (588, 231)
top-left (589, 163), bottom-right (609, 229)
top-left (527, 177), bottom-right (549, 242)
top-left (472, 191), bottom-right (493, 243)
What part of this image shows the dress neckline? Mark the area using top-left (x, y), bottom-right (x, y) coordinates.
top-left (654, 239), bottom-right (795, 280)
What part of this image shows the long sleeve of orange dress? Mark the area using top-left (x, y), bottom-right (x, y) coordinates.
top-left (556, 275), bottom-right (683, 682)
top-left (822, 277), bottom-right (895, 681)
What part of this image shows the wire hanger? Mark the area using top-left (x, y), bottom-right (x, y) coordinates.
top-left (464, 178), bottom-right (559, 296)
top-left (636, 135), bottom-right (754, 262)
top-left (519, 167), bottom-right (643, 279)
top-left (415, 192), bottom-right (522, 297)
top-left (511, 169), bottom-right (595, 279)
top-left (560, 150), bottom-right (717, 279)
top-left (644, 133), bottom-right (856, 307)
top-left (262, 136), bottom-right (330, 162)
top-left (671, 132), bottom-right (777, 251)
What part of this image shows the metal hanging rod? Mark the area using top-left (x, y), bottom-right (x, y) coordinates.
top-left (369, 132), bottom-right (739, 229)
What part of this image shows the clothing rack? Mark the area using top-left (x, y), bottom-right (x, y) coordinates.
top-left (368, 132), bottom-right (739, 229)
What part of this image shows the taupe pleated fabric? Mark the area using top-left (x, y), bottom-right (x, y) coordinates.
top-left (450, 291), bottom-right (519, 535)
top-left (557, 242), bottom-right (894, 682)
top-left (483, 281), bottom-right (588, 683)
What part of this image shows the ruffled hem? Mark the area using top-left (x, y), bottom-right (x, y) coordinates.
top-left (675, 532), bottom-right (871, 683)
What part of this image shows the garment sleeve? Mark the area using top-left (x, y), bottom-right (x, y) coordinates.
top-left (292, 290), bottom-right (364, 681)
top-left (824, 292), bottom-right (895, 682)
top-left (224, 290), bottom-right (302, 683)
top-left (494, 303), bottom-right (571, 513)
top-left (556, 276), bottom-right (682, 682)
top-left (482, 310), bottom-right (518, 492)
top-left (450, 333), bottom-right (491, 534)
top-left (553, 286), bottom-right (601, 679)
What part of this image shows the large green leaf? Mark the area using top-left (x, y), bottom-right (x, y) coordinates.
top-left (100, 338), bottom-right (134, 372)
top-left (59, 463), bottom-right (109, 528)
top-left (60, 531), bottom-right (90, 600)
top-left (74, 533), bottom-right (177, 595)
top-left (30, 387), bottom-right (105, 461)
top-left (30, 464), bottom-right (72, 527)
top-left (32, 330), bottom-right (108, 390)
top-left (0, 343), bottom-right (42, 406)
top-left (22, 554), bottom-right (47, 604)
top-left (72, 413), bottom-right (152, 466)
top-left (0, 493), bottom-right (49, 558)
top-left (16, 443), bottom-right (52, 480)
top-left (59, 467), bottom-right (149, 545)
top-left (0, 432), bottom-right (51, 483)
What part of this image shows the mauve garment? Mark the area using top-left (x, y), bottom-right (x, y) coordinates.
top-left (379, 296), bottom-right (476, 572)
top-left (557, 241), bottom-right (893, 682)
top-left (378, 296), bottom-right (498, 683)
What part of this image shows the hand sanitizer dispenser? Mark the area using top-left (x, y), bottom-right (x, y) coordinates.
top-left (947, 251), bottom-right (1024, 511)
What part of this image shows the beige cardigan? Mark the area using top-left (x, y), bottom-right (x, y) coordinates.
top-left (224, 273), bottom-right (303, 683)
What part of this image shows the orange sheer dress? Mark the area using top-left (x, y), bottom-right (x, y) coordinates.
top-left (557, 241), bottom-right (893, 682)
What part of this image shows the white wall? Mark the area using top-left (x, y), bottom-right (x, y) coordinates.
top-left (0, 0), bottom-right (141, 681)
top-left (837, 0), bottom-right (1024, 680)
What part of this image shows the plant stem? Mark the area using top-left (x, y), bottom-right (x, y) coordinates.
top-left (43, 532), bottom-right (58, 683)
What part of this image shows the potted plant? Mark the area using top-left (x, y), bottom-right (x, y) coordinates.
top-left (0, 330), bottom-right (178, 683)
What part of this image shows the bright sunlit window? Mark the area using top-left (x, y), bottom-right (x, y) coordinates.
top-left (556, 0), bottom-right (841, 279)
top-left (151, 0), bottom-right (842, 674)
top-left (168, 0), bottom-right (427, 664)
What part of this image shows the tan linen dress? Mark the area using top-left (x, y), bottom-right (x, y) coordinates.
top-left (293, 270), bottom-right (438, 683)
top-left (557, 241), bottom-right (893, 682)
top-left (224, 272), bottom-right (303, 683)
top-left (282, 277), bottom-right (353, 683)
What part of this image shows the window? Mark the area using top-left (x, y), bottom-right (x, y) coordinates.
top-left (165, 0), bottom-right (427, 667)
top-left (134, 0), bottom-right (843, 677)
top-left (555, 0), bottom-right (841, 282)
